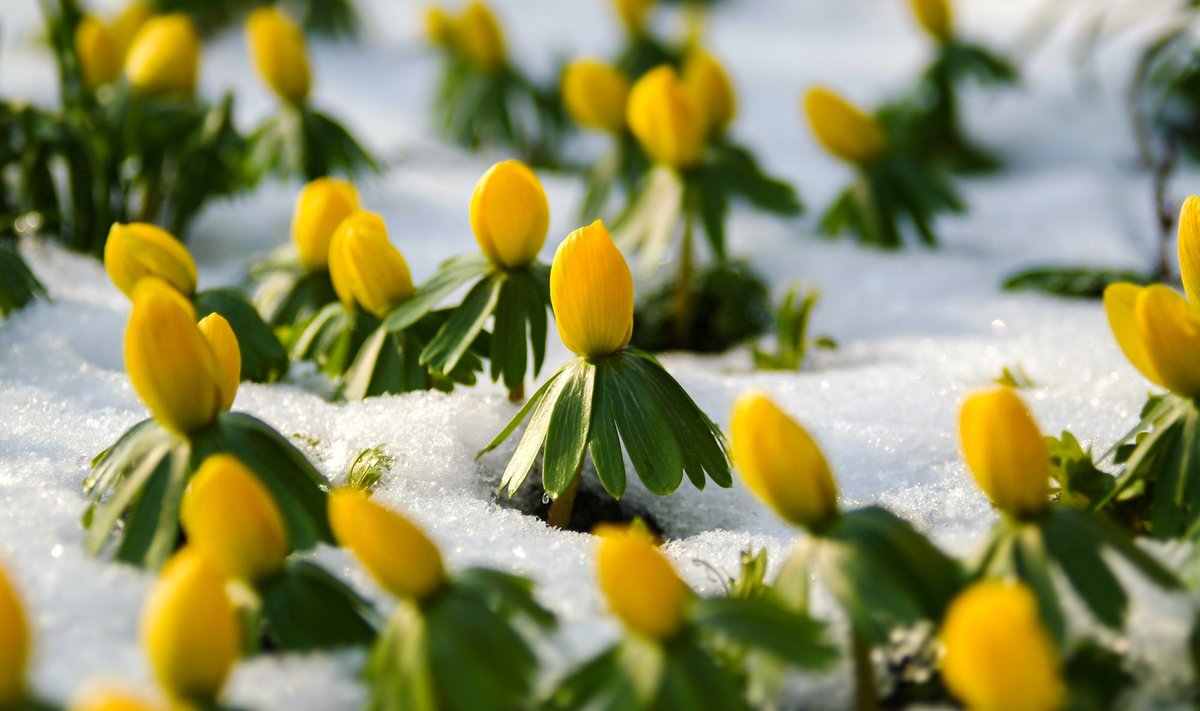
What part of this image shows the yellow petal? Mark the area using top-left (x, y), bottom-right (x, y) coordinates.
top-left (802, 87), bottom-right (887, 166)
top-left (613, 0), bottom-right (655, 34)
top-left (76, 16), bottom-right (120, 89)
top-left (455, 2), bottom-right (506, 71)
top-left (104, 223), bottom-right (198, 298)
top-left (328, 489), bottom-right (445, 600)
top-left (550, 220), bottom-right (634, 358)
top-left (683, 50), bottom-right (736, 136)
top-left (909, 0), bottom-right (954, 41)
top-left (125, 279), bottom-right (222, 436)
top-left (141, 550), bottom-right (241, 703)
top-left (470, 160), bottom-right (550, 270)
top-left (181, 454), bottom-right (289, 582)
top-left (627, 65), bottom-right (706, 169)
top-left (109, 2), bottom-right (153, 63)
top-left (729, 391), bottom-right (838, 529)
top-left (1136, 284), bottom-right (1200, 398)
top-left (0, 561), bottom-right (29, 709)
top-left (196, 313), bottom-right (240, 412)
top-left (1103, 283), bottom-right (1165, 389)
top-left (958, 387), bottom-right (1051, 517)
top-left (595, 525), bottom-right (690, 640)
top-left (70, 688), bottom-right (163, 711)
top-left (424, 6), bottom-right (453, 46)
top-left (1177, 196), bottom-right (1200, 308)
top-left (562, 59), bottom-right (630, 135)
top-left (124, 14), bottom-right (200, 97)
top-left (292, 178), bottom-right (360, 272)
top-left (328, 211), bottom-right (414, 318)
top-left (245, 8), bottom-right (311, 105)
top-left (940, 581), bottom-right (1065, 711)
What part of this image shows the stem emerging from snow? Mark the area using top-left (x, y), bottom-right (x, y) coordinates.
top-left (547, 463), bottom-right (582, 529)
top-left (508, 382), bottom-right (524, 403)
top-left (851, 630), bottom-right (879, 711)
top-left (672, 210), bottom-right (694, 347)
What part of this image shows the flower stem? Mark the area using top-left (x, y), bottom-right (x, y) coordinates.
top-left (851, 629), bottom-right (879, 711)
top-left (547, 463), bottom-right (582, 529)
top-left (672, 210), bottom-right (695, 347)
top-left (508, 382), bottom-right (524, 403)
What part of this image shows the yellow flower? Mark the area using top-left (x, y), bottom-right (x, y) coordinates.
top-left (683, 50), bottom-right (736, 136)
top-left (940, 581), bottom-right (1065, 711)
top-left (109, 2), bottom-right (153, 62)
top-left (562, 59), bottom-right (630, 134)
top-left (455, 2), bottom-right (506, 71)
top-left (124, 14), bottom-right (200, 97)
top-left (627, 65), bottom-right (705, 169)
top-left (802, 87), bottom-right (888, 167)
top-left (181, 454), bottom-right (289, 583)
top-left (328, 489), bottom-right (445, 600)
top-left (327, 211), bottom-right (415, 318)
top-left (245, 8), bottom-right (311, 105)
top-left (549, 220), bottom-right (634, 358)
top-left (910, 0), bottom-right (954, 41)
top-left (124, 279), bottom-right (225, 436)
top-left (0, 561), bottom-right (29, 709)
top-left (76, 16), bottom-right (120, 89)
top-left (104, 223), bottom-right (198, 298)
top-left (70, 688), bottom-right (163, 711)
top-left (424, 6), bottom-right (453, 46)
top-left (613, 0), bottom-right (655, 34)
top-left (595, 525), bottom-right (690, 640)
top-left (196, 313), bottom-right (240, 412)
top-left (292, 178), bottom-right (360, 272)
top-left (1179, 195), bottom-right (1200, 306)
top-left (470, 160), bottom-right (550, 270)
top-left (730, 391), bottom-right (838, 529)
top-left (958, 387), bottom-right (1051, 517)
top-left (141, 550), bottom-right (240, 703)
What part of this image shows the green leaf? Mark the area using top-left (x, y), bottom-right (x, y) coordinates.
top-left (498, 367), bottom-right (571, 495)
top-left (366, 602), bottom-right (436, 711)
top-left (423, 275), bottom-right (502, 375)
top-left (107, 442), bottom-right (189, 569)
top-left (453, 568), bottom-right (556, 629)
top-left (605, 355), bottom-right (684, 496)
top-left (542, 362), bottom-right (596, 498)
top-left (258, 559), bottom-right (379, 651)
top-left (691, 597), bottom-right (837, 669)
top-left (589, 361), bottom-right (627, 499)
top-left (384, 254), bottom-right (491, 333)
top-left (194, 287), bottom-right (289, 383)
top-left (1002, 267), bottom-right (1152, 299)
top-left (655, 637), bottom-right (748, 711)
top-left (1038, 510), bottom-right (1127, 629)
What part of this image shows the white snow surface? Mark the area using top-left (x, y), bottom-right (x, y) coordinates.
top-left (2, 0), bottom-right (1200, 708)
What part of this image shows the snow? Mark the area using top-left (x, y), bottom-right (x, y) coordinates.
top-left (2, 0), bottom-right (1199, 708)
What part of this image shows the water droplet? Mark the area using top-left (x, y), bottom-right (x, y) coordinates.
top-left (541, 493), bottom-right (551, 505)
top-left (50, 544), bottom-right (63, 558)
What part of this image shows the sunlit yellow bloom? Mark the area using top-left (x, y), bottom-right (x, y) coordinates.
top-left (910, 0), bottom-right (954, 41)
top-left (595, 525), bottom-right (690, 640)
top-left (0, 561), bottom-right (29, 709)
top-left (455, 2), bottom-right (506, 71)
top-left (940, 580), bottom-right (1065, 711)
top-left (730, 391), bottom-right (838, 528)
top-left (76, 16), bottom-right (120, 89)
top-left (125, 279), bottom-right (223, 436)
top-left (124, 14), bottom-right (200, 97)
top-left (614, 0), bottom-right (655, 34)
top-left (292, 178), bottom-right (360, 272)
top-left (181, 454), bottom-right (289, 582)
top-left (562, 59), bottom-right (630, 134)
top-left (327, 211), bottom-right (414, 318)
top-left (802, 87), bottom-right (887, 167)
top-left (470, 160), bottom-right (549, 270)
top-left (550, 220), bottom-right (633, 358)
top-left (70, 687), bottom-right (163, 711)
top-left (196, 313), bottom-right (240, 411)
top-left (105, 223), bottom-right (197, 298)
top-left (683, 50), bottom-right (735, 136)
top-left (1178, 195), bottom-right (1200, 307)
top-left (959, 387), bottom-right (1050, 517)
top-left (627, 65), bottom-right (705, 169)
top-left (245, 8), bottom-right (311, 105)
top-left (109, 2), bottom-right (153, 62)
top-left (424, 6), bottom-right (453, 46)
top-left (141, 550), bottom-right (240, 703)
top-left (328, 489), bottom-right (445, 600)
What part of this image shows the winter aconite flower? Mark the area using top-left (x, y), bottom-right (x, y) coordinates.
top-left (683, 50), bottom-right (735, 136)
top-left (455, 2), bottom-right (506, 71)
top-left (910, 0), bottom-right (954, 42)
top-left (803, 87), bottom-right (887, 167)
top-left (329, 489), bottom-right (445, 600)
top-left (595, 525), bottom-right (691, 640)
top-left (549, 220), bottom-right (634, 358)
top-left (292, 177), bottom-right (360, 272)
top-left (627, 65), bottom-right (705, 169)
top-left (1105, 196), bottom-right (1200, 399)
top-left (562, 60), bottom-right (630, 135)
top-left (196, 312), bottom-right (241, 412)
top-left (470, 160), bottom-right (550, 270)
top-left (614, 0), bottom-right (655, 34)
top-left (424, 6), bottom-right (453, 46)
top-left (245, 8), bottom-right (312, 105)
top-left (124, 14), bottom-right (200, 97)
top-left (327, 211), bottom-right (414, 318)
top-left (141, 550), bottom-right (241, 703)
top-left (124, 279), bottom-right (238, 436)
top-left (70, 688), bottom-right (163, 711)
top-left (76, 16), bottom-right (120, 89)
top-left (0, 561), bottom-right (29, 709)
top-left (730, 391), bottom-right (839, 529)
top-left (104, 223), bottom-right (198, 298)
top-left (109, 2), bottom-right (153, 63)
top-left (181, 454), bottom-right (289, 583)
top-left (959, 387), bottom-right (1050, 517)
top-left (940, 581), bottom-right (1065, 711)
